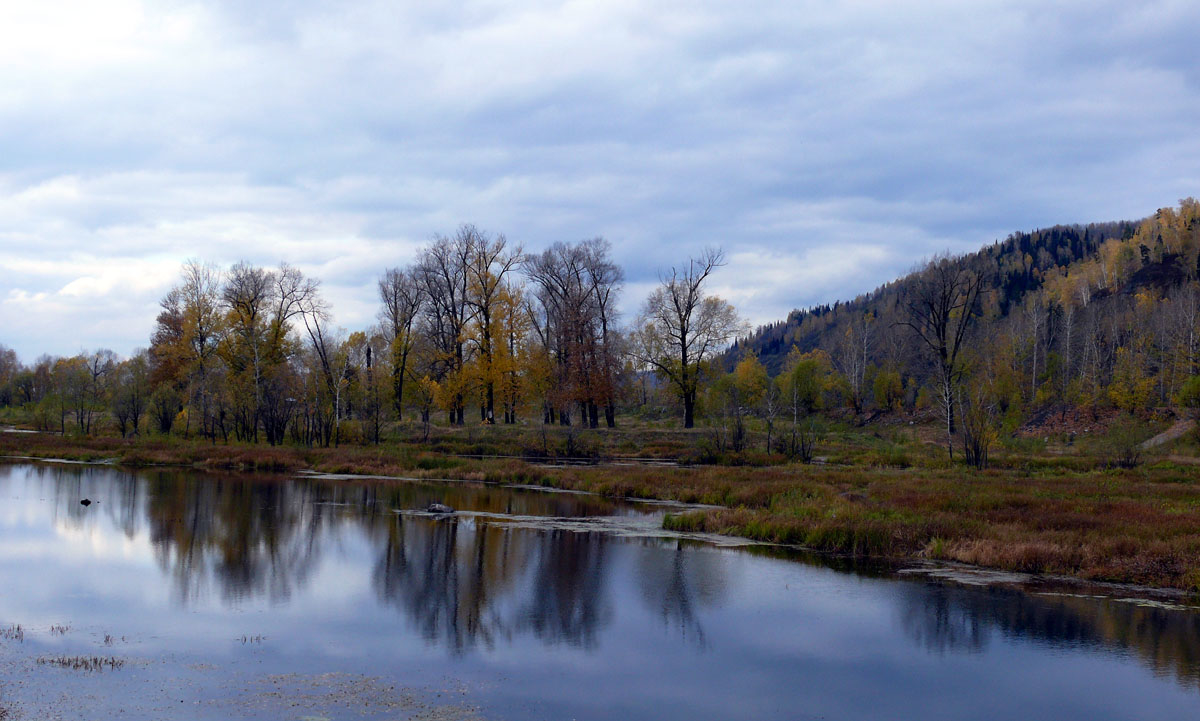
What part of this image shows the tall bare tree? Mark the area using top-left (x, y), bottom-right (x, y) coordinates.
top-left (835, 311), bottom-right (873, 414)
top-left (222, 262), bottom-right (272, 441)
top-left (899, 254), bottom-right (985, 457)
top-left (581, 238), bottom-right (625, 427)
top-left (417, 228), bottom-right (473, 425)
top-left (378, 266), bottom-right (424, 420)
top-left (524, 238), bottom-right (622, 427)
top-left (464, 228), bottom-right (523, 422)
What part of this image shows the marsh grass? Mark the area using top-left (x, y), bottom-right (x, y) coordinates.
top-left (37, 655), bottom-right (124, 671)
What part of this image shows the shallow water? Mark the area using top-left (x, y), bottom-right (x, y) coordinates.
top-left (0, 462), bottom-right (1197, 719)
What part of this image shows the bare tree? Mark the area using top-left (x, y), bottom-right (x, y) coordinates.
top-left (525, 242), bottom-right (588, 425)
top-left (417, 229), bottom-right (473, 425)
top-left (899, 254), bottom-right (985, 458)
top-left (261, 264), bottom-right (317, 444)
top-left (464, 228), bottom-right (523, 422)
top-left (179, 260), bottom-right (224, 440)
top-left (524, 238), bottom-right (623, 428)
top-left (1023, 291), bottom-right (1046, 401)
top-left (635, 248), bottom-right (743, 428)
top-left (298, 282), bottom-right (346, 446)
top-left (84, 349), bottom-right (117, 434)
top-left (378, 266), bottom-right (424, 420)
top-left (222, 262), bottom-right (273, 441)
top-left (835, 311), bottom-right (873, 414)
top-left (581, 238), bottom-right (625, 427)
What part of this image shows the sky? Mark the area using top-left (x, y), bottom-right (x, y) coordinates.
top-left (1, 0), bottom-right (1198, 361)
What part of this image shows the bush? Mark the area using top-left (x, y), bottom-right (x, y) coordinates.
top-left (1105, 414), bottom-right (1146, 469)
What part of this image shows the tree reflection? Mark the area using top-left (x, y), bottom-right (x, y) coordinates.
top-left (634, 540), bottom-right (727, 649)
top-left (46, 465), bottom-right (142, 537)
top-left (143, 471), bottom-right (324, 603)
top-left (897, 584), bottom-right (986, 654)
top-left (372, 516), bottom-right (612, 653)
top-left (895, 578), bottom-right (1200, 689)
top-left (520, 530), bottom-right (612, 649)
top-left (372, 515), bottom-right (516, 654)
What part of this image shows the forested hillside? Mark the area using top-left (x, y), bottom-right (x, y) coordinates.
top-left (730, 201), bottom-right (1200, 421)
top-left (732, 219), bottom-right (1140, 374)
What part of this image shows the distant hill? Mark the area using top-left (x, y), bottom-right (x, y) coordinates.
top-left (726, 208), bottom-right (1200, 377)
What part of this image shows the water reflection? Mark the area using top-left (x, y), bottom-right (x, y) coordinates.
top-left (374, 516), bottom-right (524, 653)
top-left (635, 541), bottom-right (727, 648)
top-left (898, 584), bottom-right (986, 654)
top-left (3, 461), bottom-right (1200, 696)
top-left (520, 529), bottom-right (612, 649)
top-left (895, 579), bottom-right (1200, 690)
top-left (144, 473), bottom-right (323, 603)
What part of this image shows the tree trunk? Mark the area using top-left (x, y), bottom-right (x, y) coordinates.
top-left (392, 367), bottom-right (405, 421)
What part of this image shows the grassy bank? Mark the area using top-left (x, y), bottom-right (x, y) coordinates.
top-left (3, 424), bottom-right (1200, 592)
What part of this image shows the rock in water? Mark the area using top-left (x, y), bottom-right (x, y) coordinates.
top-left (80, 499), bottom-right (91, 506)
top-left (426, 502), bottom-right (454, 514)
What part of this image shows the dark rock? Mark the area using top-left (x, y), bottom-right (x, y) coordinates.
top-left (425, 502), bottom-right (455, 514)
top-left (80, 499), bottom-right (91, 506)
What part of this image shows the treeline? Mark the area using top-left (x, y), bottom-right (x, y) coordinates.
top-left (0, 226), bottom-right (742, 445)
top-left (5, 201), bottom-right (1200, 465)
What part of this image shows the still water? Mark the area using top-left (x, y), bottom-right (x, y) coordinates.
top-left (0, 461), bottom-right (1197, 719)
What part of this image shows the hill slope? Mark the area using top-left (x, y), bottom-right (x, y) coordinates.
top-left (729, 205), bottom-right (1200, 379)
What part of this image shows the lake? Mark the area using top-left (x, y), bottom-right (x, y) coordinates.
top-left (0, 461), bottom-right (1197, 719)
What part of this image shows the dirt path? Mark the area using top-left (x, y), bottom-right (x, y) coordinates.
top-left (1140, 418), bottom-right (1195, 449)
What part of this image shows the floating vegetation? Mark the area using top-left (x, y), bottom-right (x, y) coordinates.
top-left (0, 625), bottom-right (23, 642)
top-left (37, 655), bottom-right (124, 672)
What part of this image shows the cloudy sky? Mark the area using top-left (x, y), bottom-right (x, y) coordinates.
top-left (2, 0), bottom-right (1198, 360)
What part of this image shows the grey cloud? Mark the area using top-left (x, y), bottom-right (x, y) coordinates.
top-left (2, 0), bottom-right (1199, 360)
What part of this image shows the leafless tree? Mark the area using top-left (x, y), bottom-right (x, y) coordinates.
top-left (525, 242), bottom-right (589, 425)
top-left (581, 238), bottom-right (625, 427)
top-left (179, 260), bottom-right (224, 440)
top-left (417, 228), bottom-right (473, 425)
top-left (835, 311), bottom-right (873, 414)
top-left (899, 254), bottom-right (985, 458)
top-left (464, 228), bottom-right (523, 422)
top-left (378, 266), bottom-right (424, 420)
top-left (524, 238), bottom-right (624, 427)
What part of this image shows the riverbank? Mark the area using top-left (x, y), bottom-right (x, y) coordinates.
top-left (3, 430), bottom-right (1199, 592)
